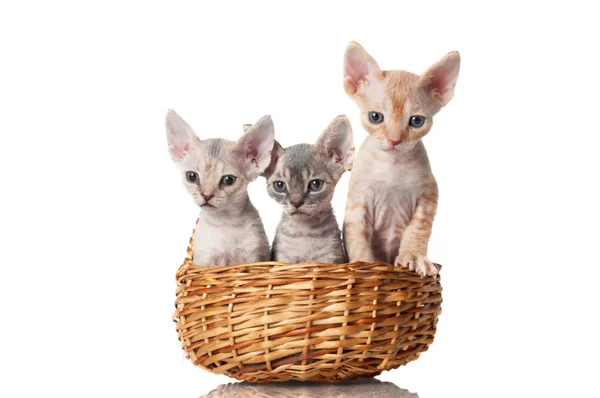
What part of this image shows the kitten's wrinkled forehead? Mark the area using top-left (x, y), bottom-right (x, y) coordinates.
top-left (196, 138), bottom-right (238, 173)
top-left (274, 144), bottom-right (339, 183)
top-left (205, 138), bottom-right (228, 159)
top-left (281, 144), bottom-right (313, 173)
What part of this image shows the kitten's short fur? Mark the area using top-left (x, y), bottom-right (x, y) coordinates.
top-left (266, 116), bottom-right (354, 264)
top-left (165, 110), bottom-right (273, 266)
top-left (342, 42), bottom-right (460, 276)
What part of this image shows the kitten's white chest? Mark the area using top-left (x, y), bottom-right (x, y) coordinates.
top-left (358, 153), bottom-right (422, 225)
top-left (192, 214), bottom-right (266, 265)
top-left (370, 182), bottom-right (416, 263)
top-left (194, 224), bottom-right (236, 262)
top-left (351, 146), bottom-right (429, 263)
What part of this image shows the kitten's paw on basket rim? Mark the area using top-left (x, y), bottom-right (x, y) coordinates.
top-left (394, 251), bottom-right (438, 277)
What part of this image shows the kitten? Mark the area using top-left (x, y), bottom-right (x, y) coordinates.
top-left (342, 42), bottom-right (460, 276)
top-left (265, 116), bottom-right (354, 264)
top-left (165, 110), bottom-right (273, 266)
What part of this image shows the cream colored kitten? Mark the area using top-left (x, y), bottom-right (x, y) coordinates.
top-left (165, 110), bottom-right (273, 266)
top-left (342, 42), bottom-right (460, 276)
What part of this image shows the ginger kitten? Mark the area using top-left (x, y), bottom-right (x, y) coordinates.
top-left (342, 42), bottom-right (460, 276)
top-left (266, 116), bottom-right (354, 264)
top-left (165, 110), bottom-right (273, 266)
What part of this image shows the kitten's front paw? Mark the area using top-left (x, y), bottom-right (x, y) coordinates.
top-left (394, 251), bottom-right (438, 277)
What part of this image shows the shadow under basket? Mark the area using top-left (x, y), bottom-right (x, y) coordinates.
top-left (173, 227), bottom-right (443, 384)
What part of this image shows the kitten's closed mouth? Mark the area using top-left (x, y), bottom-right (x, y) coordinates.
top-left (291, 211), bottom-right (307, 216)
top-left (201, 203), bottom-right (215, 208)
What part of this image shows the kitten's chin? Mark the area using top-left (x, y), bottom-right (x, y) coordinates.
top-left (289, 210), bottom-right (310, 217)
top-left (381, 142), bottom-right (417, 153)
top-left (196, 201), bottom-right (219, 210)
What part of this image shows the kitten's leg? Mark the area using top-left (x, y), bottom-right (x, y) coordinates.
top-left (344, 198), bottom-right (375, 262)
top-left (270, 238), bottom-right (279, 262)
top-left (394, 186), bottom-right (439, 276)
top-left (244, 247), bottom-right (269, 263)
top-left (213, 253), bottom-right (229, 266)
top-left (320, 250), bottom-right (346, 264)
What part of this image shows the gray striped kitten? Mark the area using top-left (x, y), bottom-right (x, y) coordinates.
top-left (265, 116), bottom-right (355, 263)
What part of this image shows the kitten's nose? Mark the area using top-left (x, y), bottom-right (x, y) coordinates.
top-left (201, 194), bottom-right (214, 202)
top-left (388, 139), bottom-right (402, 147)
top-left (290, 200), bottom-right (305, 209)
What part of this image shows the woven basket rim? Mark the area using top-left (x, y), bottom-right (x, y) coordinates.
top-left (176, 260), bottom-right (442, 279)
top-left (180, 219), bottom-right (441, 276)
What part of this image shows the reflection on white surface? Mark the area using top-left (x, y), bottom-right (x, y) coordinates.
top-left (200, 378), bottom-right (418, 397)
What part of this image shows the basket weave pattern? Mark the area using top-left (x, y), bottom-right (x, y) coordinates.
top-left (173, 227), bottom-right (443, 383)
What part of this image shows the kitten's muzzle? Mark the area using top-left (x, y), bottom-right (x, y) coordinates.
top-left (289, 201), bottom-right (308, 216)
top-left (388, 139), bottom-right (402, 147)
top-left (200, 194), bottom-right (215, 208)
top-left (290, 200), bottom-right (305, 209)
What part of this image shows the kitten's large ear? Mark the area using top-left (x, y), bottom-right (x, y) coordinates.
top-left (418, 51), bottom-right (461, 109)
top-left (343, 41), bottom-right (383, 96)
top-left (315, 115), bottom-right (355, 171)
top-left (262, 140), bottom-right (284, 179)
top-left (165, 109), bottom-right (200, 162)
top-left (233, 115), bottom-right (275, 180)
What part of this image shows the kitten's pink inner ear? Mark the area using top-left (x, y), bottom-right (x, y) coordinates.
top-left (165, 109), bottom-right (199, 161)
top-left (343, 42), bottom-right (381, 95)
top-left (245, 146), bottom-right (260, 167)
top-left (317, 116), bottom-right (355, 170)
top-left (420, 52), bottom-right (461, 107)
top-left (242, 131), bottom-right (273, 167)
top-left (234, 115), bottom-right (275, 177)
top-left (169, 143), bottom-right (190, 159)
top-left (344, 55), bottom-right (369, 90)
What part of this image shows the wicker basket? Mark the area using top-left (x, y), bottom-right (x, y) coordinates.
top-left (173, 223), bottom-right (443, 383)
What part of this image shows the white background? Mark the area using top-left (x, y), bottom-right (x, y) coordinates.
top-left (1, 1), bottom-right (599, 397)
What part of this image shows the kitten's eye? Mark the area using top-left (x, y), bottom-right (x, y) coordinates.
top-left (409, 115), bottom-right (426, 128)
top-left (186, 171), bottom-right (198, 183)
top-left (273, 181), bottom-right (286, 193)
top-left (220, 175), bottom-right (236, 186)
top-left (308, 179), bottom-right (324, 192)
top-left (368, 112), bottom-right (384, 124)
